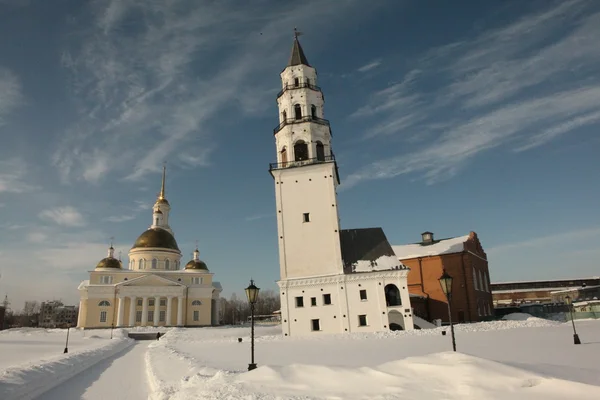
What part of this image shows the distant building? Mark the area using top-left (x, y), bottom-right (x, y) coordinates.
top-left (491, 277), bottom-right (600, 306)
top-left (39, 301), bottom-right (78, 328)
top-left (392, 231), bottom-right (494, 324)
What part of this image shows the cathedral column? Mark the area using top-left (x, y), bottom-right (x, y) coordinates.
top-left (141, 296), bottom-right (149, 326)
top-left (177, 296), bottom-right (184, 326)
top-left (166, 296), bottom-right (173, 326)
top-left (153, 296), bottom-right (161, 326)
top-left (117, 296), bottom-right (125, 327)
top-left (129, 296), bottom-right (136, 326)
top-left (77, 300), bottom-right (85, 328)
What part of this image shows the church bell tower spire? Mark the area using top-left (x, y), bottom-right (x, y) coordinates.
top-left (270, 30), bottom-right (343, 281)
top-left (152, 163), bottom-right (173, 234)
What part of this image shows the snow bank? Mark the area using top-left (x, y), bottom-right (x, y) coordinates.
top-left (392, 235), bottom-right (469, 260)
top-left (353, 255), bottom-right (403, 272)
top-left (502, 312), bottom-right (536, 321)
top-left (0, 335), bottom-right (133, 400)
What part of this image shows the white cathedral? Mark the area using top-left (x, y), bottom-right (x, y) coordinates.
top-left (271, 34), bottom-right (415, 336)
top-left (77, 168), bottom-right (222, 329)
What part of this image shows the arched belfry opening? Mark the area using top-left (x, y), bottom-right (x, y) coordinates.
top-left (294, 104), bottom-right (302, 120)
top-left (280, 147), bottom-right (288, 166)
top-left (316, 141), bottom-right (325, 161)
top-left (294, 140), bottom-right (309, 161)
top-left (282, 110), bottom-right (287, 122)
top-left (311, 104), bottom-right (317, 118)
top-left (385, 284), bottom-right (402, 306)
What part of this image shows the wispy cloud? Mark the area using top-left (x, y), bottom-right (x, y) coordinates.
top-left (54, 0), bottom-right (372, 184)
top-left (487, 227), bottom-right (600, 254)
top-left (0, 158), bottom-right (37, 193)
top-left (39, 206), bottom-right (86, 227)
top-left (346, 1), bottom-right (600, 188)
top-left (0, 68), bottom-right (22, 126)
top-left (357, 59), bottom-right (381, 73)
top-left (245, 213), bottom-right (273, 222)
top-left (105, 199), bottom-right (150, 223)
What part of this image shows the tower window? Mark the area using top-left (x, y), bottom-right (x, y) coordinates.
top-left (358, 315), bottom-right (368, 326)
top-left (316, 141), bottom-right (325, 161)
top-left (323, 294), bottom-right (332, 305)
top-left (360, 289), bottom-right (367, 301)
top-left (294, 140), bottom-right (309, 161)
top-left (165, 259), bottom-right (170, 270)
top-left (280, 147), bottom-right (288, 166)
top-left (311, 319), bottom-right (320, 331)
top-left (303, 213), bottom-right (310, 223)
top-left (155, 218), bottom-right (158, 225)
top-left (295, 296), bottom-right (304, 307)
top-left (294, 104), bottom-right (302, 120)
top-left (306, 78), bottom-right (311, 86)
top-left (294, 77), bottom-right (299, 87)
top-left (311, 104), bottom-right (317, 118)
top-left (311, 297), bottom-right (317, 306)
top-left (152, 258), bottom-right (158, 269)
top-left (281, 110), bottom-right (287, 122)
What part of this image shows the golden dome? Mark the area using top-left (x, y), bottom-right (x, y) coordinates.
top-left (185, 259), bottom-right (208, 271)
top-left (132, 228), bottom-right (180, 251)
top-left (96, 257), bottom-right (122, 269)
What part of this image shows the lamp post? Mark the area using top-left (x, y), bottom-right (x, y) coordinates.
top-left (565, 295), bottom-right (581, 345)
top-left (245, 279), bottom-right (260, 371)
top-left (439, 270), bottom-right (456, 352)
top-left (64, 325), bottom-right (71, 354)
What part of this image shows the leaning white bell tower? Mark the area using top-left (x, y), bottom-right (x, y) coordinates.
top-left (270, 31), bottom-right (343, 280)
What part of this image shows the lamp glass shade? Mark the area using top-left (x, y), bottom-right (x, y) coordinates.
top-left (565, 295), bottom-right (571, 305)
top-left (245, 280), bottom-right (260, 304)
top-left (439, 271), bottom-right (453, 295)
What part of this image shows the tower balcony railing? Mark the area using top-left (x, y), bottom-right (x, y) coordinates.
top-left (273, 116), bottom-right (331, 134)
top-left (276, 82), bottom-right (322, 99)
top-left (269, 154), bottom-right (336, 171)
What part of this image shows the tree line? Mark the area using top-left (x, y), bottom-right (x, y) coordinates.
top-left (219, 290), bottom-right (280, 325)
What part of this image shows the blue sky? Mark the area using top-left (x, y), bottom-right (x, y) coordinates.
top-left (1, 0), bottom-right (599, 310)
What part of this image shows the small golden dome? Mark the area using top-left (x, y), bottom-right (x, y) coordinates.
top-left (185, 259), bottom-right (209, 271)
top-left (96, 257), bottom-right (122, 269)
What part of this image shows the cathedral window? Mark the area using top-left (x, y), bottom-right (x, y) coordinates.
top-left (358, 314), bottom-right (368, 326)
top-left (100, 276), bottom-right (113, 284)
top-left (192, 300), bottom-right (202, 306)
top-left (137, 299), bottom-right (143, 306)
top-left (100, 311), bottom-right (107, 323)
top-left (384, 284), bottom-right (401, 306)
top-left (193, 310), bottom-right (200, 321)
top-left (192, 277), bottom-right (202, 284)
top-left (311, 104), bottom-right (317, 118)
top-left (148, 311), bottom-right (154, 322)
top-left (303, 213), bottom-right (310, 223)
top-left (159, 311), bottom-right (166, 322)
top-left (294, 140), bottom-right (309, 161)
top-left (311, 319), bottom-right (320, 331)
top-left (294, 104), bottom-right (302, 120)
top-left (316, 141), bottom-right (325, 161)
top-left (160, 299), bottom-right (166, 306)
top-left (323, 294), bottom-right (332, 305)
top-left (149, 299), bottom-right (155, 306)
top-left (98, 300), bottom-right (111, 307)
top-left (360, 290), bottom-right (367, 301)
top-left (295, 296), bottom-right (304, 308)
top-left (165, 259), bottom-right (170, 270)
top-left (135, 311), bottom-right (142, 322)
top-left (152, 258), bottom-right (158, 269)
top-left (138, 259), bottom-right (143, 269)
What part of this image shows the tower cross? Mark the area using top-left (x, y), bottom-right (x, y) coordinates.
top-left (294, 27), bottom-right (303, 39)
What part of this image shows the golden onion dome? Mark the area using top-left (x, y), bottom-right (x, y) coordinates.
top-left (95, 257), bottom-right (122, 269)
top-left (132, 228), bottom-right (180, 251)
top-left (156, 198), bottom-right (170, 205)
top-left (185, 259), bottom-right (209, 271)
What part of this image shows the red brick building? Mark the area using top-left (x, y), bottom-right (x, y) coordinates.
top-left (393, 231), bottom-right (493, 324)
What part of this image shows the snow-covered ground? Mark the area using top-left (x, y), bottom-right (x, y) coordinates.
top-left (1, 316), bottom-right (600, 399)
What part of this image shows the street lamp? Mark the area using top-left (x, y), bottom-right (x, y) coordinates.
top-left (245, 279), bottom-right (260, 371)
top-left (565, 296), bottom-right (581, 345)
top-left (439, 270), bottom-right (457, 352)
top-left (64, 325), bottom-right (71, 354)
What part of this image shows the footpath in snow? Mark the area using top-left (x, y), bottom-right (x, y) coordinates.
top-left (41, 342), bottom-right (150, 400)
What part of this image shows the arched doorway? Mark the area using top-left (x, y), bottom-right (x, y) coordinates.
top-left (388, 310), bottom-right (404, 331)
top-left (294, 140), bottom-right (309, 161)
top-left (389, 323), bottom-right (403, 331)
top-left (385, 284), bottom-right (402, 306)
top-left (316, 141), bottom-right (325, 161)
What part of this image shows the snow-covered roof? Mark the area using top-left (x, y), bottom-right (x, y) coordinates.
top-left (392, 235), bottom-right (469, 260)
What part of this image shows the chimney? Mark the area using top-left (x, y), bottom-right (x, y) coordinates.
top-left (421, 231), bottom-right (434, 245)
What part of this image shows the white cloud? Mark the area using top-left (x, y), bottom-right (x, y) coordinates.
top-left (357, 59), bottom-right (381, 73)
top-left (54, 0), bottom-right (373, 183)
top-left (487, 227), bottom-right (600, 254)
top-left (105, 214), bottom-right (136, 223)
top-left (0, 158), bottom-right (37, 193)
top-left (346, 1), bottom-right (600, 187)
top-left (245, 213), bottom-right (272, 222)
top-left (39, 206), bottom-right (86, 227)
top-left (27, 231), bottom-right (48, 243)
top-left (0, 68), bottom-right (22, 125)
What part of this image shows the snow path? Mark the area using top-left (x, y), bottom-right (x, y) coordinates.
top-left (39, 342), bottom-right (150, 400)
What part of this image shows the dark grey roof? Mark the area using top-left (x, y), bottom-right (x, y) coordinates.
top-left (287, 38), bottom-right (310, 67)
top-left (339, 228), bottom-right (404, 274)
